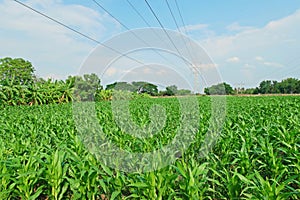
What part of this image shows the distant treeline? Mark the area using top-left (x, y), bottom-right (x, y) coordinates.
top-left (1, 57), bottom-right (300, 106)
top-left (204, 78), bottom-right (300, 95)
top-left (236, 78), bottom-right (300, 95)
top-left (0, 57), bottom-right (191, 106)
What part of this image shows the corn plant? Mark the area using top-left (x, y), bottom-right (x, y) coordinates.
top-left (0, 96), bottom-right (299, 199)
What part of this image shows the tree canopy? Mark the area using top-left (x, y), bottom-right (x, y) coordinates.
top-left (70, 73), bottom-right (102, 101)
top-left (204, 82), bottom-right (233, 95)
top-left (0, 57), bottom-right (35, 86)
top-left (236, 78), bottom-right (300, 95)
top-left (1, 57), bottom-right (300, 106)
top-left (106, 81), bottom-right (158, 95)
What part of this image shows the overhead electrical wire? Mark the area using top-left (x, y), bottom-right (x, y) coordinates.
top-left (125, 0), bottom-right (152, 28)
top-left (165, 0), bottom-right (195, 64)
top-left (143, 0), bottom-right (201, 86)
top-left (13, 0), bottom-right (144, 65)
top-left (173, 0), bottom-right (208, 88)
top-left (125, 0), bottom-right (187, 68)
top-left (92, 0), bottom-right (187, 69)
top-left (92, 0), bottom-right (131, 31)
top-left (174, 0), bottom-right (197, 63)
top-left (175, 0), bottom-right (188, 35)
top-left (14, 0), bottom-right (199, 83)
top-left (144, 0), bottom-right (183, 57)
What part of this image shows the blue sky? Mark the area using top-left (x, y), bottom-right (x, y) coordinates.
top-left (1, 0), bottom-right (300, 91)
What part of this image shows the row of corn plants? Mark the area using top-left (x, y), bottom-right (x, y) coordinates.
top-left (0, 96), bottom-right (299, 199)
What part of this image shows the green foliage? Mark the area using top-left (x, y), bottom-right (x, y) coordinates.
top-left (159, 86), bottom-right (192, 96)
top-left (0, 57), bottom-right (35, 86)
top-left (96, 89), bottom-right (113, 101)
top-left (0, 96), bottom-right (299, 199)
top-left (238, 78), bottom-right (300, 94)
top-left (165, 85), bottom-right (178, 96)
top-left (176, 89), bottom-right (192, 96)
top-left (0, 72), bottom-right (103, 106)
top-left (0, 78), bottom-right (74, 106)
top-left (106, 82), bottom-right (135, 92)
top-left (72, 73), bottom-right (102, 101)
top-left (278, 78), bottom-right (300, 94)
top-left (204, 82), bottom-right (234, 95)
top-left (106, 81), bottom-right (159, 96)
top-left (132, 81), bottom-right (158, 95)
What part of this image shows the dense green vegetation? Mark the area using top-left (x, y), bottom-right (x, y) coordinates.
top-left (1, 57), bottom-right (299, 198)
top-left (233, 78), bottom-right (300, 95)
top-left (204, 82), bottom-right (234, 95)
top-left (205, 79), bottom-right (300, 95)
top-left (1, 57), bottom-right (300, 107)
top-left (0, 96), bottom-right (299, 199)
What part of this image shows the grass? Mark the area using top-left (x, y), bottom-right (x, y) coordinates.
top-left (0, 96), bottom-right (299, 199)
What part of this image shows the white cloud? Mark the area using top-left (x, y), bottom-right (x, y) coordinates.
top-left (179, 24), bottom-right (209, 32)
top-left (255, 56), bottom-right (264, 61)
top-left (254, 56), bottom-right (283, 67)
top-left (243, 63), bottom-right (255, 69)
top-left (156, 69), bottom-right (167, 75)
top-left (263, 62), bottom-right (283, 67)
top-left (201, 9), bottom-right (300, 85)
top-left (202, 9), bottom-right (300, 59)
top-left (0, 0), bottom-right (119, 79)
top-left (227, 22), bottom-right (253, 32)
top-left (105, 67), bottom-right (117, 76)
top-left (143, 67), bottom-right (151, 74)
top-left (226, 56), bottom-right (240, 63)
top-left (197, 63), bottom-right (218, 69)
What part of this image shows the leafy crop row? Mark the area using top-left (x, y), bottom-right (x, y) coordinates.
top-left (0, 96), bottom-right (299, 199)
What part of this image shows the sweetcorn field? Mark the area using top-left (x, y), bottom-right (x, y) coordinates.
top-left (0, 96), bottom-right (299, 199)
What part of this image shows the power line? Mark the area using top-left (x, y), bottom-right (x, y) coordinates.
top-left (92, 0), bottom-right (187, 71)
top-left (125, 0), bottom-right (177, 56)
top-left (173, 0), bottom-right (199, 64)
top-left (14, 0), bottom-right (201, 91)
top-left (125, 0), bottom-right (185, 67)
top-left (125, 0), bottom-right (152, 27)
top-left (14, 0), bottom-right (100, 45)
top-left (174, 0), bottom-right (188, 34)
top-left (13, 0), bottom-right (144, 65)
top-left (92, 0), bottom-right (193, 73)
top-left (165, 0), bottom-right (194, 65)
top-left (144, 0), bottom-right (204, 93)
top-left (173, 0), bottom-right (206, 93)
top-left (92, 0), bottom-right (131, 31)
top-left (144, 0), bottom-right (182, 58)
top-left (144, 0), bottom-right (200, 89)
top-left (165, 0), bottom-right (180, 30)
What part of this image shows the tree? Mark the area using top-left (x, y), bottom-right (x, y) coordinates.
top-left (106, 82), bottom-right (135, 92)
top-left (105, 81), bottom-right (159, 96)
top-left (278, 78), bottom-right (299, 94)
top-left (164, 85), bottom-right (178, 96)
top-left (70, 73), bottom-right (102, 101)
top-left (176, 89), bottom-right (192, 96)
top-left (96, 89), bottom-right (113, 101)
top-left (259, 80), bottom-right (272, 94)
top-left (0, 57), bottom-right (35, 86)
top-left (204, 88), bottom-right (210, 95)
top-left (204, 82), bottom-right (233, 95)
top-left (132, 81), bottom-right (158, 95)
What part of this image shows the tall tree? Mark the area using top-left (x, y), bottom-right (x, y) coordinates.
top-left (0, 57), bottom-right (35, 86)
top-left (164, 85), bottom-right (178, 96)
top-left (106, 82), bottom-right (135, 92)
top-left (204, 82), bottom-right (233, 95)
top-left (70, 73), bottom-right (102, 101)
top-left (259, 80), bottom-right (273, 94)
top-left (132, 81), bottom-right (158, 95)
top-left (278, 78), bottom-right (299, 94)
